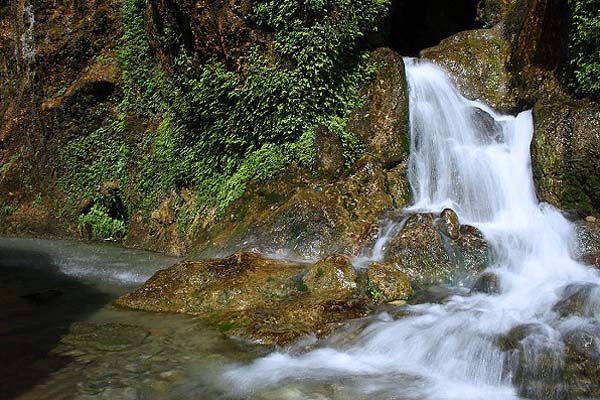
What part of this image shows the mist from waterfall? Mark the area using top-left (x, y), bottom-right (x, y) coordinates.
top-left (221, 58), bottom-right (600, 400)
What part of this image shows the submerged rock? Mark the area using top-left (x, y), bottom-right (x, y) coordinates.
top-left (471, 271), bottom-right (500, 294)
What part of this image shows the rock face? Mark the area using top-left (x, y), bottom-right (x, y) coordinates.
top-left (346, 48), bottom-right (410, 168)
top-left (201, 154), bottom-right (410, 261)
top-left (384, 212), bottom-right (489, 288)
top-left (420, 25), bottom-right (515, 111)
top-left (116, 252), bottom-right (412, 345)
top-left (531, 100), bottom-right (600, 216)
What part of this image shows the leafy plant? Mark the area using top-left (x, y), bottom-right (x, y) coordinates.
top-left (568, 0), bottom-right (600, 99)
top-left (61, 0), bottom-right (390, 236)
top-left (78, 205), bottom-right (127, 240)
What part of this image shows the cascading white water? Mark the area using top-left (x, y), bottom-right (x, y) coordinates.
top-left (222, 59), bottom-right (600, 399)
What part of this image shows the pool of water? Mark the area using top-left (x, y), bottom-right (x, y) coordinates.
top-left (0, 237), bottom-right (269, 400)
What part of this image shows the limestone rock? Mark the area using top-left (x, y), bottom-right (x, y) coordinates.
top-left (420, 25), bottom-right (515, 111)
top-left (116, 252), bottom-right (375, 345)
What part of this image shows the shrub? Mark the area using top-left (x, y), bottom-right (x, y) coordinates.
top-left (568, 0), bottom-right (600, 99)
top-left (78, 205), bottom-right (127, 240)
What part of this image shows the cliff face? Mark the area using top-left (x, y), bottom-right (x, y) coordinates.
top-left (0, 0), bottom-right (122, 234)
top-left (0, 0), bottom-right (598, 254)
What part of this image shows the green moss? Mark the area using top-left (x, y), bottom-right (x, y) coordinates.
top-left (61, 0), bottom-right (390, 235)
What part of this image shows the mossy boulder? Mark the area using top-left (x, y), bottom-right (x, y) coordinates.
top-left (531, 99), bottom-right (600, 217)
top-left (366, 262), bottom-right (412, 304)
top-left (303, 254), bottom-right (357, 296)
top-left (420, 25), bottom-right (515, 111)
top-left (119, 252), bottom-right (414, 344)
top-left (346, 48), bottom-right (409, 168)
top-left (384, 212), bottom-right (489, 288)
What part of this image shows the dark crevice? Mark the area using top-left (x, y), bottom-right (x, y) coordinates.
top-left (388, 0), bottom-right (483, 56)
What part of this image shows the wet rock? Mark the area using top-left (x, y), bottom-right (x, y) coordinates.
top-left (366, 262), bottom-right (412, 304)
top-left (420, 25), bottom-right (515, 111)
top-left (207, 154), bottom-right (408, 260)
top-left (384, 213), bottom-right (489, 288)
top-left (497, 323), bottom-right (549, 351)
top-left (471, 272), bottom-right (500, 294)
top-left (439, 208), bottom-right (460, 240)
top-left (553, 283), bottom-right (600, 319)
top-left (499, 323), bottom-right (565, 399)
top-left (314, 126), bottom-right (345, 179)
top-left (531, 99), bottom-right (600, 217)
top-left (574, 220), bottom-right (600, 267)
top-left (562, 327), bottom-right (600, 398)
top-left (304, 255), bottom-right (357, 296)
top-left (117, 252), bottom-right (376, 345)
top-left (346, 48), bottom-right (409, 168)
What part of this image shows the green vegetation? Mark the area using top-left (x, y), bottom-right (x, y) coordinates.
top-left (60, 0), bottom-right (389, 238)
top-left (78, 205), bottom-right (127, 240)
top-left (1, 202), bottom-right (16, 217)
top-left (568, 0), bottom-right (600, 99)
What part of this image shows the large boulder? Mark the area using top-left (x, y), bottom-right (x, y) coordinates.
top-left (384, 212), bottom-right (489, 288)
top-left (117, 252), bottom-right (413, 345)
top-left (420, 25), bottom-right (515, 111)
top-left (346, 48), bottom-right (409, 168)
top-left (531, 99), bottom-right (600, 217)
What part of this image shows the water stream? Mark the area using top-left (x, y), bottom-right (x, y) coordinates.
top-left (222, 59), bottom-right (600, 399)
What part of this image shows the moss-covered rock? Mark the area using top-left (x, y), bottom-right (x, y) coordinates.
top-left (304, 254), bottom-right (357, 296)
top-left (366, 262), bottom-right (412, 303)
top-left (420, 25), bottom-right (515, 111)
top-left (117, 252), bottom-right (384, 344)
top-left (346, 48), bottom-right (410, 168)
top-left (531, 99), bottom-right (600, 216)
top-left (384, 212), bottom-right (489, 288)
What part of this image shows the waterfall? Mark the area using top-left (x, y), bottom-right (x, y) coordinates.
top-left (222, 59), bottom-right (600, 399)
top-left (14, 0), bottom-right (36, 72)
